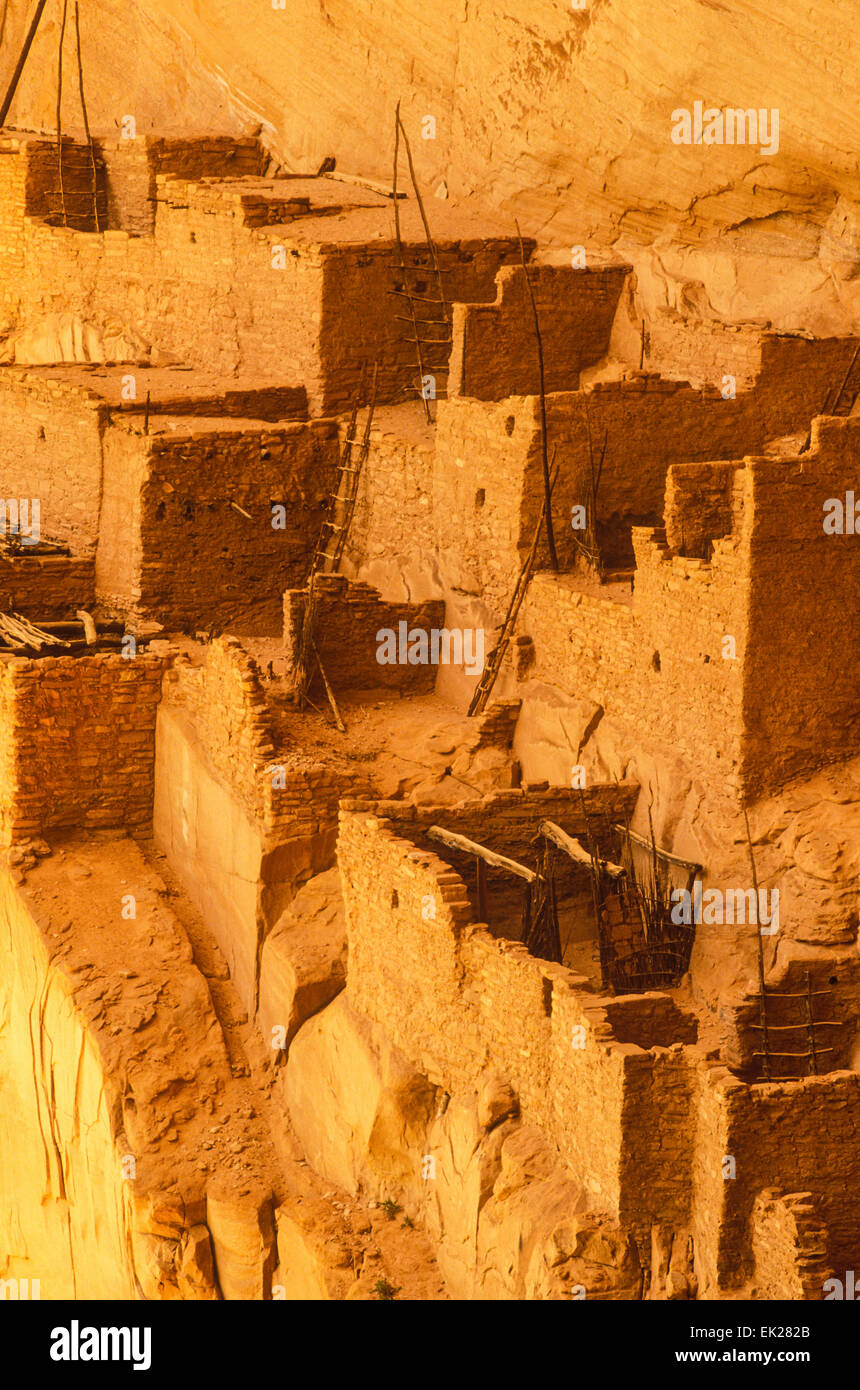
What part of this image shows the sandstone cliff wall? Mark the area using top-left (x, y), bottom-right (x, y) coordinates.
top-left (2, 0), bottom-right (857, 333)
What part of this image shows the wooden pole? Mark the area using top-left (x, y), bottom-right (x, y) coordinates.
top-left (56, 0), bottom-right (68, 227)
top-left (311, 639), bottom-right (346, 733)
top-left (612, 824), bottom-right (701, 874)
top-left (0, 0), bottom-right (49, 127)
top-left (515, 218), bottom-right (558, 570)
top-left (392, 101), bottom-right (430, 423)
top-left (426, 826), bottom-right (536, 883)
top-left (73, 2), bottom-right (99, 231)
top-left (540, 819), bottom-right (626, 879)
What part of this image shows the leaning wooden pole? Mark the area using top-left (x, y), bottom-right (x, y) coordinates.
top-left (56, 0), bottom-right (68, 227)
top-left (392, 101), bottom-right (430, 423)
top-left (396, 106), bottom-right (449, 327)
top-left (0, 0), bottom-right (49, 127)
top-left (516, 218), bottom-right (558, 571)
top-left (467, 457), bottom-right (560, 716)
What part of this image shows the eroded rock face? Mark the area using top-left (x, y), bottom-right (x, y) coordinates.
top-left (258, 867), bottom-right (347, 1050)
top-left (283, 993), bottom-right (642, 1300)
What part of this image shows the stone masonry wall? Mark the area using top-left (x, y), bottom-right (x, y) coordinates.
top-left (339, 805), bottom-right (700, 1252)
top-left (647, 311), bottom-right (860, 416)
top-left (448, 262), bottom-right (629, 401)
top-left (283, 575), bottom-right (446, 693)
top-left (435, 347), bottom-right (856, 613)
top-left (751, 1190), bottom-right (833, 1300)
top-left (98, 136), bottom-right (267, 236)
top-left (97, 417), bottom-right (339, 633)
top-left (0, 652), bottom-right (164, 843)
top-left (0, 146), bottom-right (522, 413)
top-left (523, 418), bottom-right (860, 801)
top-left (521, 523), bottom-right (749, 800)
top-left (435, 380), bottom-right (766, 611)
top-left (0, 370), bottom-right (108, 548)
top-left (164, 639), bottom-right (275, 822)
top-left (0, 554), bottom-right (95, 620)
top-left (740, 418), bottom-right (860, 796)
top-left (694, 1068), bottom-right (860, 1292)
top-left (344, 411), bottom-right (437, 599)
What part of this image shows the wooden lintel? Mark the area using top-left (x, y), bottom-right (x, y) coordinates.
top-left (613, 824), bottom-right (702, 874)
top-left (427, 826), bottom-right (536, 883)
top-left (540, 819), bottom-right (626, 880)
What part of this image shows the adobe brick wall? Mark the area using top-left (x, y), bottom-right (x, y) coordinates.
top-left (97, 417), bottom-right (339, 632)
top-left (448, 262), bottom-right (629, 401)
top-left (0, 651), bottom-right (164, 843)
top-left (283, 575), bottom-right (446, 693)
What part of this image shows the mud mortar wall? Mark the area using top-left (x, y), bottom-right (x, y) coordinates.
top-left (524, 419), bottom-right (860, 801)
top-left (694, 1070), bottom-right (860, 1293)
top-left (521, 528), bottom-right (748, 800)
top-left (448, 263), bottom-right (629, 401)
top-left (318, 239), bottom-right (522, 415)
top-left (0, 652), bottom-right (164, 844)
top-left (740, 420), bottom-right (860, 796)
top-left (434, 382), bottom-right (766, 610)
top-left (0, 372), bottom-right (108, 549)
top-left (157, 641), bottom-right (368, 1010)
top-left (339, 806), bottom-right (698, 1243)
top-left (0, 144), bottom-right (521, 411)
top-left (284, 575), bottom-right (446, 693)
top-left (164, 640), bottom-right (275, 821)
top-left (98, 418), bottom-right (338, 631)
top-left (98, 136), bottom-right (267, 235)
top-left (0, 554), bottom-right (95, 619)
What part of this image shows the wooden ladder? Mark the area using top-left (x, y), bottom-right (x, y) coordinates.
top-left (391, 102), bottom-right (452, 422)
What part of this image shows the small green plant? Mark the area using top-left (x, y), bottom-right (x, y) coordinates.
top-left (372, 1278), bottom-right (400, 1301)
top-left (378, 1198), bottom-right (402, 1221)
top-left (401, 1214), bottom-right (414, 1230)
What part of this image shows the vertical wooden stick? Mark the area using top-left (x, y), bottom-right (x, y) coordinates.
top-left (56, 0), bottom-right (68, 226)
top-left (516, 218), bottom-right (558, 571)
top-left (73, 2), bottom-right (100, 231)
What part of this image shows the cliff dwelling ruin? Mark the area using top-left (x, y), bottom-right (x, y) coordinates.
top-left (0, 0), bottom-right (858, 1321)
